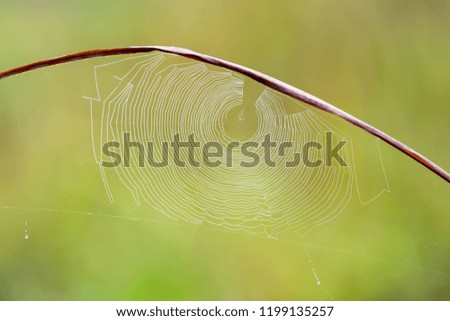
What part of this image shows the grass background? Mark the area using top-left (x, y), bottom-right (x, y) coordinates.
top-left (0, 0), bottom-right (449, 300)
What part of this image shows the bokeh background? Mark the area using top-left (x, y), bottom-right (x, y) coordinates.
top-left (0, 0), bottom-right (449, 300)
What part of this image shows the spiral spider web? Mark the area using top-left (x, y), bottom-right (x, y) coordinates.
top-left (86, 52), bottom-right (389, 238)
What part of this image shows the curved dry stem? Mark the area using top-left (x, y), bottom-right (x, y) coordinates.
top-left (0, 46), bottom-right (449, 183)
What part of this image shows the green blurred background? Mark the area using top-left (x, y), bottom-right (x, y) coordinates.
top-left (0, 0), bottom-right (449, 300)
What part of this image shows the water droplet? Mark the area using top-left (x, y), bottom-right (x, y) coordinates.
top-left (24, 220), bottom-right (30, 239)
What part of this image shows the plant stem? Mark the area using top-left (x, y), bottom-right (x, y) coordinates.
top-left (0, 46), bottom-right (448, 183)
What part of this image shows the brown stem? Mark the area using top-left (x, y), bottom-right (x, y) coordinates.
top-left (0, 46), bottom-right (449, 183)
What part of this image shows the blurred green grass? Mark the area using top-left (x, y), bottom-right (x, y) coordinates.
top-left (0, 0), bottom-right (449, 300)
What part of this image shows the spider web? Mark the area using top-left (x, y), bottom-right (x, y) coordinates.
top-left (85, 53), bottom-right (389, 238)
